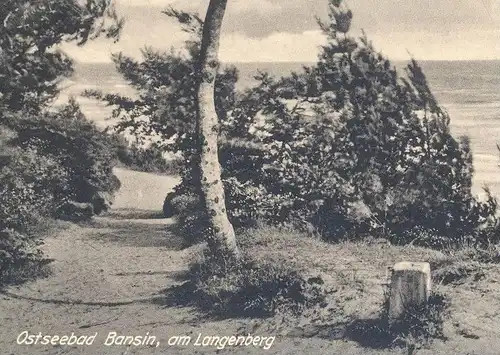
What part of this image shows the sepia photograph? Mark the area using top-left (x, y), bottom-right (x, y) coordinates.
top-left (1, 0), bottom-right (500, 354)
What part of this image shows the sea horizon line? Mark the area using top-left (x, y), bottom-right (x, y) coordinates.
top-left (73, 58), bottom-right (500, 65)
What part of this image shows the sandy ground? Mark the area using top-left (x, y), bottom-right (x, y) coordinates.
top-left (1, 168), bottom-right (500, 355)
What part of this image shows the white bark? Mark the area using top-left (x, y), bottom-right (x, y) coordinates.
top-left (195, 0), bottom-right (240, 259)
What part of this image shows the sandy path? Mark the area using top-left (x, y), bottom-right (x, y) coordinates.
top-left (0, 169), bottom-right (199, 354)
top-left (1, 168), bottom-right (499, 355)
top-left (0, 169), bottom-right (393, 355)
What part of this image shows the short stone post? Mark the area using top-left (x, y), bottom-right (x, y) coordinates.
top-left (388, 262), bottom-right (431, 324)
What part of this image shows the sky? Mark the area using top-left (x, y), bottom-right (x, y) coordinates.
top-left (62, 0), bottom-right (500, 63)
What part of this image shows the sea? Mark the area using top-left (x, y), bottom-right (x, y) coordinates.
top-left (57, 60), bottom-right (500, 200)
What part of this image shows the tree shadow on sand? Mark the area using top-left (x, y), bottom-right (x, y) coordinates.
top-left (151, 277), bottom-right (411, 348)
top-left (149, 278), bottom-right (251, 322)
top-left (285, 293), bottom-right (449, 352)
top-left (0, 267), bottom-right (189, 308)
top-left (285, 317), bottom-right (410, 349)
top-left (148, 270), bottom-right (201, 310)
top-left (0, 287), bottom-right (173, 307)
top-left (101, 208), bottom-right (166, 220)
top-left (83, 214), bottom-right (188, 250)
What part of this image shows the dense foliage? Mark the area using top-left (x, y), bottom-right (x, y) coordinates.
top-left (90, 1), bottom-right (499, 248)
top-left (0, 0), bottom-right (122, 114)
top-left (0, 0), bottom-right (123, 277)
top-left (109, 132), bottom-right (182, 175)
top-left (12, 99), bottom-right (120, 213)
top-left (226, 38), bottom-right (499, 243)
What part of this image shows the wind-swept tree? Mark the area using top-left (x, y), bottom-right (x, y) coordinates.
top-left (0, 0), bottom-right (123, 116)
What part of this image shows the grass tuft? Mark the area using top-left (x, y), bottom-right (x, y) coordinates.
top-left (345, 291), bottom-right (450, 353)
top-left (177, 246), bottom-right (327, 319)
top-left (0, 257), bottom-right (53, 288)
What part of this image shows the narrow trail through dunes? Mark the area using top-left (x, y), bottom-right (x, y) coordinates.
top-left (1, 168), bottom-right (500, 355)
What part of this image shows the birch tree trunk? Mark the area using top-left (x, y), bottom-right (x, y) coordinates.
top-left (195, 0), bottom-right (240, 259)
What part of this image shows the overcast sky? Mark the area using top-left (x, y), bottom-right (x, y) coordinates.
top-left (63, 0), bottom-right (500, 63)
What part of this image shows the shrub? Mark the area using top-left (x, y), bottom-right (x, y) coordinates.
top-left (10, 98), bottom-right (121, 216)
top-left (0, 135), bottom-right (60, 272)
top-left (228, 48), bottom-right (496, 244)
top-left (186, 248), bottom-right (326, 318)
top-left (162, 191), bottom-right (177, 218)
top-left (215, 3), bottom-right (499, 245)
top-left (383, 292), bottom-right (450, 351)
top-left (169, 189), bottom-right (206, 246)
top-left (0, 129), bottom-right (68, 226)
top-left (346, 291), bottom-right (450, 352)
top-left (0, 99), bottom-right (121, 277)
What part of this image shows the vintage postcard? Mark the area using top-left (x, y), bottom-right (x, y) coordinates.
top-left (1, 0), bottom-right (499, 354)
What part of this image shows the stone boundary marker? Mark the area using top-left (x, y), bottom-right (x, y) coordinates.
top-left (388, 262), bottom-right (431, 323)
